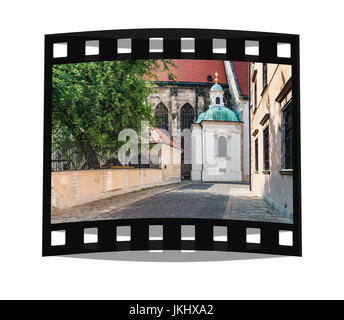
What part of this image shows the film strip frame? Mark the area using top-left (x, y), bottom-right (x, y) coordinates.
top-left (43, 28), bottom-right (301, 257)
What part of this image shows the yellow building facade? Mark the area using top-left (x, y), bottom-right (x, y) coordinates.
top-left (250, 63), bottom-right (293, 218)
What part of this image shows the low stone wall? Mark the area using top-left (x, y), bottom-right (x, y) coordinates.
top-left (51, 168), bottom-right (178, 213)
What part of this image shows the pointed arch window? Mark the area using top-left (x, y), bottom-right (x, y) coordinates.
top-left (180, 103), bottom-right (194, 131)
top-left (180, 103), bottom-right (194, 162)
top-left (155, 102), bottom-right (168, 132)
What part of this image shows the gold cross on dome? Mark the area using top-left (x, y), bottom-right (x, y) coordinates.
top-left (214, 72), bottom-right (218, 83)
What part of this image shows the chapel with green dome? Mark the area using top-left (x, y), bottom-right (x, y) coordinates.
top-left (196, 73), bottom-right (241, 124)
top-left (191, 72), bottom-right (244, 182)
top-left (195, 106), bottom-right (241, 123)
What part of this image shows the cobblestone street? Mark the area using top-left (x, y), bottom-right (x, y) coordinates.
top-left (94, 183), bottom-right (292, 223)
top-left (52, 182), bottom-right (292, 224)
top-left (223, 184), bottom-right (293, 223)
top-left (51, 182), bottom-right (191, 224)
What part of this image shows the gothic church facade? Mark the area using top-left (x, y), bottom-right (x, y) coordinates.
top-left (148, 60), bottom-right (249, 180)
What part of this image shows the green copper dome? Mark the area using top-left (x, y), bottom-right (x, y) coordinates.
top-left (196, 106), bottom-right (241, 123)
top-left (210, 83), bottom-right (223, 91)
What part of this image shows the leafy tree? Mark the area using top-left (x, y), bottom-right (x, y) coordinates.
top-left (52, 60), bottom-right (176, 169)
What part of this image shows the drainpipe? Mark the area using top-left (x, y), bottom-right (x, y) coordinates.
top-left (201, 122), bottom-right (204, 182)
top-left (195, 88), bottom-right (198, 120)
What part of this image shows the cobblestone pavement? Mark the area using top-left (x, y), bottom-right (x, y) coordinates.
top-left (223, 184), bottom-right (293, 224)
top-left (51, 181), bottom-right (191, 224)
top-left (94, 183), bottom-right (229, 220)
top-left (91, 183), bottom-right (293, 224)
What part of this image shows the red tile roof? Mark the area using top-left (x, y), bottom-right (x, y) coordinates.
top-left (152, 59), bottom-right (249, 98)
top-left (231, 61), bottom-right (249, 97)
top-left (151, 127), bottom-right (183, 151)
top-left (155, 59), bottom-right (227, 84)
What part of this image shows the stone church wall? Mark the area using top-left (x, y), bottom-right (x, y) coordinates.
top-left (149, 83), bottom-right (232, 179)
top-left (148, 84), bottom-right (231, 145)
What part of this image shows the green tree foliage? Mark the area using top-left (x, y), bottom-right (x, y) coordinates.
top-left (52, 60), bottom-right (175, 168)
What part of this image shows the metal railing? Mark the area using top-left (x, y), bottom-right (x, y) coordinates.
top-left (51, 143), bottom-right (159, 172)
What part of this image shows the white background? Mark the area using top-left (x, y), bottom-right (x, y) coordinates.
top-left (1, 0), bottom-right (343, 300)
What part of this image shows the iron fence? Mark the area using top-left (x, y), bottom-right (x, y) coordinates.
top-left (51, 143), bottom-right (159, 172)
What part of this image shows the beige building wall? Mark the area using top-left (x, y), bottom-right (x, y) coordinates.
top-left (250, 63), bottom-right (293, 217)
top-left (77, 170), bottom-right (104, 198)
top-left (51, 171), bottom-right (73, 209)
top-left (127, 169), bottom-right (141, 188)
top-left (161, 143), bottom-right (182, 182)
top-left (51, 142), bottom-right (181, 213)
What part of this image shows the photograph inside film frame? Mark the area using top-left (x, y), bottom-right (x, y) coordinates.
top-left (51, 59), bottom-right (293, 224)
